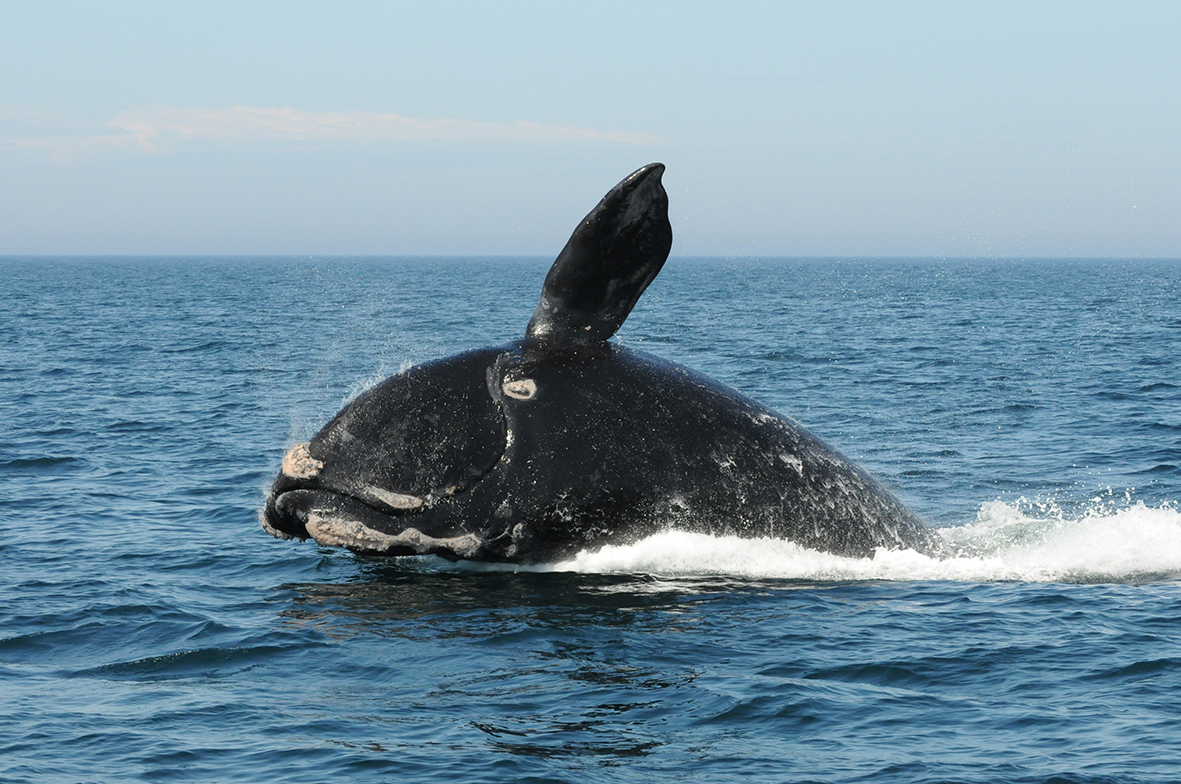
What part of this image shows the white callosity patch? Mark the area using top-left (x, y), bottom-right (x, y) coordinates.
top-left (502, 523), bottom-right (527, 558)
top-left (502, 378), bottom-right (537, 400)
top-left (304, 513), bottom-right (483, 558)
top-left (281, 442), bottom-right (323, 479)
top-left (364, 486), bottom-right (425, 510)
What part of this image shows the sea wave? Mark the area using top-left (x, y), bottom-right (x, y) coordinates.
top-left (523, 498), bottom-right (1181, 583)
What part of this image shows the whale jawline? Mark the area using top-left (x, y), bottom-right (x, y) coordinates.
top-left (266, 489), bottom-right (483, 559)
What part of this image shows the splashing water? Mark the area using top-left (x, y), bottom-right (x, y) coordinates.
top-left (528, 498), bottom-right (1181, 583)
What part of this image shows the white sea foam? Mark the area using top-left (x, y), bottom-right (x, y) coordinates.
top-left (536, 498), bottom-right (1181, 583)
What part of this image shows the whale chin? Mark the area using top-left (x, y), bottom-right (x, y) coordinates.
top-left (263, 489), bottom-right (484, 560)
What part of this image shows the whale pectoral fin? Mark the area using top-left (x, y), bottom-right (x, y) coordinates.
top-left (526, 162), bottom-right (673, 348)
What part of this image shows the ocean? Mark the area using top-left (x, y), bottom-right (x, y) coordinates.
top-left (3, 256), bottom-right (1180, 783)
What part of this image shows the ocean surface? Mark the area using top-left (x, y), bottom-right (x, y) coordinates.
top-left (3, 256), bottom-right (1181, 783)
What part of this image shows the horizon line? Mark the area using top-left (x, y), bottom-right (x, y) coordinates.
top-left (3, 253), bottom-right (1180, 262)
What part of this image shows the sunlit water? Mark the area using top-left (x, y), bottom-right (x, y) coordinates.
top-left (3, 257), bottom-right (1181, 783)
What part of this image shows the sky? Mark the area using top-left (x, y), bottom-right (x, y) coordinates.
top-left (1, 1), bottom-right (1178, 257)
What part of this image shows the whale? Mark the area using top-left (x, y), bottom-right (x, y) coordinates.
top-left (262, 163), bottom-right (938, 563)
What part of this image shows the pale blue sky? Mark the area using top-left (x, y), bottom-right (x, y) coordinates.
top-left (2, 1), bottom-right (1178, 256)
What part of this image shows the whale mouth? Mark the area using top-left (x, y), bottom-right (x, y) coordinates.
top-left (264, 488), bottom-right (483, 559)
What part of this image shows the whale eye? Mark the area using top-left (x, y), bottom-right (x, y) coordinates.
top-left (502, 378), bottom-right (537, 400)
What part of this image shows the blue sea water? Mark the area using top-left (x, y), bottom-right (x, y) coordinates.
top-left (3, 256), bottom-right (1181, 783)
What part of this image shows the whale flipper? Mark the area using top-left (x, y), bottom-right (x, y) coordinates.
top-left (526, 162), bottom-right (673, 348)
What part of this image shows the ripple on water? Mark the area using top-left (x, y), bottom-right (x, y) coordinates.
top-left (4, 258), bottom-right (1181, 783)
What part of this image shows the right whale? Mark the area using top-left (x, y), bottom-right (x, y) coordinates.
top-left (262, 163), bottom-right (939, 563)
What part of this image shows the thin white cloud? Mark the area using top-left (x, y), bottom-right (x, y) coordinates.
top-left (8, 133), bottom-right (136, 156)
top-left (1, 106), bottom-right (136, 162)
top-left (0, 106), bottom-right (67, 125)
top-left (2, 104), bottom-right (660, 160)
top-left (107, 105), bottom-right (662, 150)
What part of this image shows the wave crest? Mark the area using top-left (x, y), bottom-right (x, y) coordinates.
top-left (537, 498), bottom-right (1181, 583)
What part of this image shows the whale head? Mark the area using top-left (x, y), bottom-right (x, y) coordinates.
top-left (263, 347), bottom-right (512, 559)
